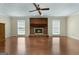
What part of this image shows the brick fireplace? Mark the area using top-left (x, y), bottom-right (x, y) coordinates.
top-left (30, 18), bottom-right (48, 36)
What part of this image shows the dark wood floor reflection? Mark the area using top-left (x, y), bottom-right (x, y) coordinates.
top-left (1, 36), bottom-right (79, 55)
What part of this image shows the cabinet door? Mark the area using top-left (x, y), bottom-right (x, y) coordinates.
top-left (0, 23), bottom-right (5, 42)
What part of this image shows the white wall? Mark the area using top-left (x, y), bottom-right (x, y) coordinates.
top-left (67, 14), bottom-right (79, 40)
top-left (48, 17), bottom-right (52, 36)
top-left (60, 17), bottom-right (67, 36)
top-left (10, 17), bottom-right (17, 36)
top-left (25, 17), bottom-right (30, 36)
top-left (0, 16), bottom-right (11, 38)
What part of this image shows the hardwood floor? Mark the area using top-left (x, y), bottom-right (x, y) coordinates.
top-left (0, 36), bottom-right (79, 55)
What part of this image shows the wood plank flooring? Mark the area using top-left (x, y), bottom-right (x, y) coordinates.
top-left (0, 36), bottom-right (79, 55)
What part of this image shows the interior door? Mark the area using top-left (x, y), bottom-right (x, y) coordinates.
top-left (0, 23), bottom-right (5, 42)
top-left (0, 23), bottom-right (5, 52)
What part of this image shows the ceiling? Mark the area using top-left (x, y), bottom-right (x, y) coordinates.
top-left (0, 3), bottom-right (79, 17)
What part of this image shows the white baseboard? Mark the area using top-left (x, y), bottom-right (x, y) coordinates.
top-left (68, 35), bottom-right (79, 40)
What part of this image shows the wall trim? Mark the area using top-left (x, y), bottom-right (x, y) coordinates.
top-left (67, 35), bottom-right (79, 40)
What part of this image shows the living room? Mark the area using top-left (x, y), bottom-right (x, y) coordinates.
top-left (0, 3), bottom-right (79, 55)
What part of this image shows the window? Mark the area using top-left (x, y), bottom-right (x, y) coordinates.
top-left (52, 19), bottom-right (60, 35)
top-left (17, 20), bottom-right (25, 35)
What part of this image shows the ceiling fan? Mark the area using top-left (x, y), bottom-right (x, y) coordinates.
top-left (29, 3), bottom-right (49, 15)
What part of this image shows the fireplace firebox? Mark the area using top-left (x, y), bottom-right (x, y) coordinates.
top-left (34, 28), bottom-right (44, 35)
